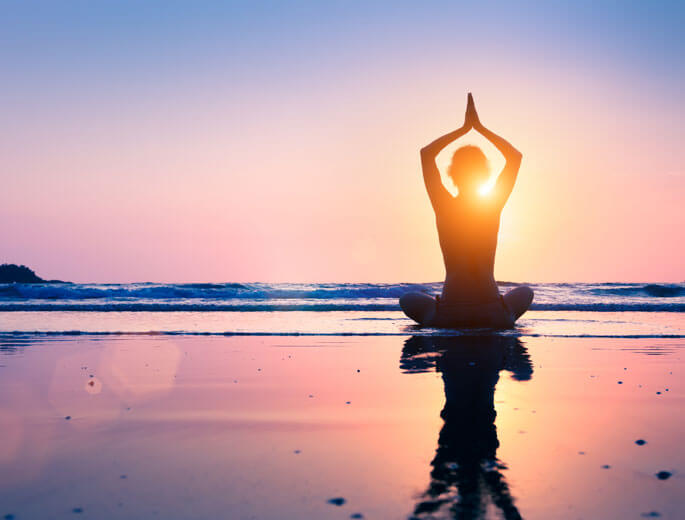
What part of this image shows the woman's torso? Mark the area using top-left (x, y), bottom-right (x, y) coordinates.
top-left (435, 199), bottom-right (502, 304)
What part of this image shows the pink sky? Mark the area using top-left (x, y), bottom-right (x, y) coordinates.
top-left (2, 4), bottom-right (683, 283)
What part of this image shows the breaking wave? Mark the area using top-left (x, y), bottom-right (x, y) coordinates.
top-left (0, 282), bottom-right (683, 312)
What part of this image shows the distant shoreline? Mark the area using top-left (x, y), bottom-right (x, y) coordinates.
top-left (0, 264), bottom-right (65, 284)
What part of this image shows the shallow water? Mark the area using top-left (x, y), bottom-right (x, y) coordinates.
top-left (0, 310), bottom-right (683, 338)
top-left (0, 333), bottom-right (682, 519)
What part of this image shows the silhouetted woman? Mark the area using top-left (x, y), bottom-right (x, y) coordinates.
top-left (400, 94), bottom-right (533, 328)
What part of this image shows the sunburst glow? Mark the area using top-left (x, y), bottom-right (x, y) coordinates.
top-left (478, 180), bottom-right (496, 197)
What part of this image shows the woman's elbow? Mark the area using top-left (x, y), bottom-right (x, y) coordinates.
top-left (420, 146), bottom-right (434, 161)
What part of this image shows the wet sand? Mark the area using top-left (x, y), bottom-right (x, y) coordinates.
top-left (0, 334), bottom-right (682, 519)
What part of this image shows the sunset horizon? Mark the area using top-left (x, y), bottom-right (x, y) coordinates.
top-left (3, 2), bottom-right (683, 284)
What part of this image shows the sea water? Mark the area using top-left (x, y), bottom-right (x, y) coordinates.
top-left (0, 282), bottom-right (683, 337)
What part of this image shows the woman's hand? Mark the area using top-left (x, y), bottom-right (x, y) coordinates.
top-left (464, 92), bottom-right (481, 129)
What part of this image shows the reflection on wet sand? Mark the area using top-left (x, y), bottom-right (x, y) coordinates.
top-left (401, 335), bottom-right (533, 519)
top-left (1, 334), bottom-right (681, 519)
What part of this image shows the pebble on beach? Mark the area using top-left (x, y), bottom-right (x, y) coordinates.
top-left (601, 465), bottom-right (611, 469)
top-left (635, 439), bottom-right (647, 446)
top-left (327, 497), bottom-right (346, 506)
top-left (655, 471), bottom-right (672, 480)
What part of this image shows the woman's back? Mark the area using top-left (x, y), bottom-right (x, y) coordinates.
top-left (435, 200), bottom-right (501, 304)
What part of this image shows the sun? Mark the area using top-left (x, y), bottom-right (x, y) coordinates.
top-left (478, 180), bottom-right (496, 197)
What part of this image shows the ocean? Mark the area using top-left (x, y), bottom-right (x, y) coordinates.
top-left (1, 282), bottom-right (683, 337)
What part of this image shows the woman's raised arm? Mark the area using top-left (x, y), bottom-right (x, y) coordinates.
top-left (420, 96), bottom-right (474, 209)
top-left (470, 95), bottom-right (522, 207)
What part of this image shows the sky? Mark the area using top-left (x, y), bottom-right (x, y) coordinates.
top-left (1, 1), bottom-right (683, 283)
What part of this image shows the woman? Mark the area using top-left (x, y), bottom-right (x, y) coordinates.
top-left (400, 93), bottom-right (533, 328)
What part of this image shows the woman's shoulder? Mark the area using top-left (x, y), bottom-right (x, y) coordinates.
top-left (436, 195), bottom-right (501, 216)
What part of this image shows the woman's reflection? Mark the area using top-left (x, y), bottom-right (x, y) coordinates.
top-left (401, 335), bottom-right (533, 520)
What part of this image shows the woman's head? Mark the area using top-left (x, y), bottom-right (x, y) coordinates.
top-left (447, 145), bottom-right (490, 195)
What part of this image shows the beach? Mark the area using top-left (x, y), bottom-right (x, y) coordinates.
top-left (0, 299), bottom-right (683, 518)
